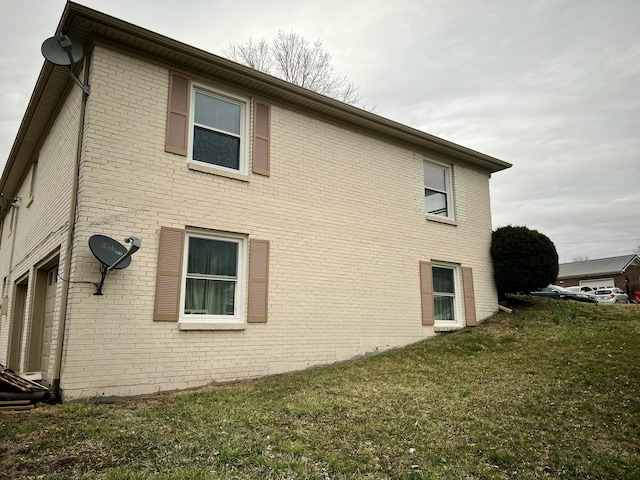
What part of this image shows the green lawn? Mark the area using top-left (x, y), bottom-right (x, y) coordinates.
top-left (2, 298), bottom-right (639, 479)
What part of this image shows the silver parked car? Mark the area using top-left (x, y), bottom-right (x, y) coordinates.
top-left (593, 288), bottom-right (629, 304)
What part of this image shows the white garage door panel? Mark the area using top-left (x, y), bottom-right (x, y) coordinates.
top-left (580, 278), bottom-right (614, 290)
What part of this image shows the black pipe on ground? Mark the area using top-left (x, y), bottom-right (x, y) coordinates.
top-left (0, 390), bottom-right (51, 402)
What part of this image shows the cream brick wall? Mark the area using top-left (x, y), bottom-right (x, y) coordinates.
top-left (50, 46), bottom-right (500, 399)
top-left (0, 87), bottom-right (81, 374)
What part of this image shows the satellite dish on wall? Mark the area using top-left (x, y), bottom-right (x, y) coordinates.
top-left (88, 234), bottom-right (142, 295)
top-left (41, 35), bottom-right (90, 95)
top-left (89, 235), bottom-right (133, 270)
top-left (41, 35), bottom-right (84, 66)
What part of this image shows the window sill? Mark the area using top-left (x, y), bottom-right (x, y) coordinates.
top-left (434, 325), bottom-right (464, 332)
top-left (187, 161), bottom-right (249, 182)
top-left (426, 214), bottom-right (457, 226)
top-left (179, 321), bottom-right (247, 331)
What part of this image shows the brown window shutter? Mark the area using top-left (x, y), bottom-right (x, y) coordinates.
top-left (248, 239), bottom-right (269, 323)
top-left (165, 72), bottom-right (191, 156)
top-left (153, 227), bottom-right (185, 321)
top-left (419, 261), bottom-right (434, 325)
top-left (462, 266), bottom-right (477, 326)
top-left (252, 100), bottom-right (271, 176)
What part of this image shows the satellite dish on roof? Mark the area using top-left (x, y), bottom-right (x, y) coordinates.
top-left (41, 35), bottom-right (84, 66)
top-left (88, 234), bottom-right (142, 295)
top-left (41, 35), bottom-right (90, 95)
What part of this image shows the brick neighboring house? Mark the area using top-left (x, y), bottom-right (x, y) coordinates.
top-left (557, 254), bottom-right (640, 300)
top-left (0, 2), bottom-right (511, 401)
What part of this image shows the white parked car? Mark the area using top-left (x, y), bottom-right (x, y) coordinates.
top-left (564, 286), bottom-right (596, 301)
top-left (592, 288), bottom-right (629, 304)
top-left (564, 286), bottom-right (594, 293)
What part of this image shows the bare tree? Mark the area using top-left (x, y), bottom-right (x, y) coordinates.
top-left (223, 38), bottom-right (272, 73)
top-left (223, 31), bottom-right (362, 106)
top-left (634, 242), bottom-right (640, 256)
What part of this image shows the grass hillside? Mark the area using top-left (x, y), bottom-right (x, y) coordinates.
top-left (1, 298), bottom-right (639, 479)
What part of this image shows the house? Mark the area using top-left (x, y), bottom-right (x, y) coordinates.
top-left (557, 254), bottom-right (640, 297)
top-left (0, 2), bottom-right (511, 401)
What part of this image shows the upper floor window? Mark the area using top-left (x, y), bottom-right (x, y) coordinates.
top-left (424, 160), bottom-right (453, 219)
top-left (190, 88), bottom-right (248, 173)
top-left (165, 72), bottom-right (271, 178)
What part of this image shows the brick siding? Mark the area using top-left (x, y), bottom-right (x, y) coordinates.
top-left (1, 46), bottom-right (500, 400)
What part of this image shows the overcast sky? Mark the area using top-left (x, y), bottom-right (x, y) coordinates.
top-left (1, 0), bottom-right (639, 263)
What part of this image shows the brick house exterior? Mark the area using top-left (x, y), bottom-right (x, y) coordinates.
top-left (0, 3), bottom-right (510, 401)
top-left (557, 255), bottom-right (640, 301)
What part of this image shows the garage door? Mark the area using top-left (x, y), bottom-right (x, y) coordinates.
top-left (580, 278), bottom-right (615, 290)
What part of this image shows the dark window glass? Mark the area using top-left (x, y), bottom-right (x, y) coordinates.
top-left (187, 237), bottom-right (238, 276)
top-left (193, 127), bottom-right (240, 169)
top-left (433, 266), bottom-right (455, 294)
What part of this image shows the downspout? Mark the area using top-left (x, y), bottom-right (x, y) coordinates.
top-left (50, 57), bottom-right (90, 402)
top-left (4, 201), bottom-right (20, 369)
top-left (6, 202), bottom-right (20, 285)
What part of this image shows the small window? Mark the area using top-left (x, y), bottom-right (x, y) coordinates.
top-left (181, 231), bottom-right (246, 323)
top-left (424, 161), bottom-right (453, 218)
top-left (190, 87), bottom-right (248, 173)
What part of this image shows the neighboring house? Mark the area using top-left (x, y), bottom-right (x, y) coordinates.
top-left (557, 254), bottom-right (640, 296)
top-left (0, 2), bottom-right (511, 401)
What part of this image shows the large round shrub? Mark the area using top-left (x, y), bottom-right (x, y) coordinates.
top-left (491, 225), bottom-right (559, 299)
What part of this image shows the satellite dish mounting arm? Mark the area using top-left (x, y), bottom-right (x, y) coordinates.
top-left (108, 236), bottom-right (141, 271)
top-left (57, 35), bottom-right (90, 95)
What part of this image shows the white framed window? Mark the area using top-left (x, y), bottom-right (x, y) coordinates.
top-left (432, 263), bottom-right (462, 327)
top-left (424, 160), bottom-right (454, 219)
top-left (180, 230), bottom-right (247, 324)
top-left (188, 86), bottom-right (249, 174)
